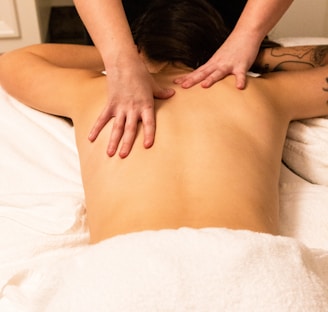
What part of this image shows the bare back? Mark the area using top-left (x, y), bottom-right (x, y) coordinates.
top-left (74, 70), bottom-right (290, 243)
top-left (2, 45), bottom-right (327, 244)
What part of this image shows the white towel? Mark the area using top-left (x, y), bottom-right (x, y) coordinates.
top-left (280, 179), bottom-right (328, 250)
top-left (4, 228), bottom-right (327, 312)
top-left (283, 118), bottom-right (328, 186)
top-left (275, 37), bottom-right (328, 47)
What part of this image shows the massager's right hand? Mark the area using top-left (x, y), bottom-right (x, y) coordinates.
top-left (88, 61), bottom-right (174, 158)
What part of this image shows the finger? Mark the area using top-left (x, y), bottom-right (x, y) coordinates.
top-left (107, 114), bottom-right (126, 157)
top-left (173, 76), bottom-right (183, 84)
top-left (140, 108), bottom-right (156, 149)
top-left (234, 72), bottom-right (247, 90)
top-left (180, 68), bottom-right (210, 88)
top-left (88, 105), bottom-right (114, 142)
top-left (173, 67), bottom-right (206, 85)
top-left (174, 65), bottom-right (211, 88)
top-left (200, 69), bottom-right (229, 88)
top-left (153, 87), bottom-right (175, 99)
top-left (118, 113), bottom-right (139, 158)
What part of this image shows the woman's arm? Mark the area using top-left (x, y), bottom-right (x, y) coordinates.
top-left (175, 0), bottom-right (293, 89)
top-left (0, 44), bottom-right (103, 118)
top-left (73, 0), bottom-right (175, 158)
top-left (254, 45), bottom-right (328, 72)
top-left (259, 45), bottom-right (328, 120)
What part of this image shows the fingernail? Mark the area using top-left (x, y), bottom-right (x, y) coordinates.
top-left (119, 151), bottom-right (128, 158)
top-left (144, 142), bottom-right (151, 148)
top-left (107, 148), bottom-right (115, 157)
top-left (201, 81), bottom-right (211, 88)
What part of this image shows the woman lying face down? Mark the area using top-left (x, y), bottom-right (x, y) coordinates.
top-left (0, 0), bottom-right (327, 243)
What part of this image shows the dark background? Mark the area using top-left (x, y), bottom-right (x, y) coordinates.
top-left (47, 6), bottom-right (93, 45)
top-left (47, 1), bottom-right (246, 45)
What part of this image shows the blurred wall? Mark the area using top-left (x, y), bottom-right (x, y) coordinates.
top-left (1, 0), bottom-right (327, 53)
top-left (50, 0), bottom-right (328, 38)
top-left (270, 0), bottom-right (328, 38)
top-left (0, 0), bottom-right (51, 52)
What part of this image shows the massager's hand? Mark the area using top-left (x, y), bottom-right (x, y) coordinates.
top-left (88, 60), bottom-right (175, 158)
top-left (174, 33), bottom-right (260, 90)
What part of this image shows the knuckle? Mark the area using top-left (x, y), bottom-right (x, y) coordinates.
top-left (124, 122), bottom-right (137, 133)
top-left (98, 114), bottom-right (111, 123)
top-left (140, 98), bottom-right (154, 110)
top-left (112, 121), bottom-right (125, 132)
top-left (218, 65), bottom-right (231, 73)
top-left (106, 101), bottom-right (118, 112)
top-left (143, 117), bottom-right (155, 128)
top-left (122, 134), bottom-right (134, 146)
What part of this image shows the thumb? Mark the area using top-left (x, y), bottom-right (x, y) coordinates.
top-left (153, 87), bottom-right (175, 99)
top-left (234, 72), bottom-right (247, 90)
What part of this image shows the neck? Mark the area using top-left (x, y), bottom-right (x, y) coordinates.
top-left (143, 55), bottom-right (193, 74)
top-left (155, 62), bottom-right (193, 75)
top-left (150, 63), bottom-right (193, 87)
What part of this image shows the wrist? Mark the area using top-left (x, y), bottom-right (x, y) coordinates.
top-left (229, 26), bottom-right (264, 48)
top-left (103, 44), bottom-right (140, 69)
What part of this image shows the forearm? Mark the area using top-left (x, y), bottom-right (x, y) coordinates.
top-left (73, 0), bottom-right (140, 68)
top-left (231, 0), bottom-right (293, 46)
top-left (253, 45), bottom-right (328, 72)
top-left (2, 44), bottom-right (105, 71)
top-left (0, 43), bottom-right (102, 104)
top-left (0, 44), bottom-right (105, 118)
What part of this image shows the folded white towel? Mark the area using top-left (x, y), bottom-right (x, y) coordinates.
top-left (275, 37), bottom-right (328, 47)
top-left (283, 118), bottom-right (328, 186)
top-left (4, 228), bottom-right (327, 312)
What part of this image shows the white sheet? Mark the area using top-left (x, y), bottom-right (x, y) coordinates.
top-left (0, 86), bottom-right (88, 310)
top-left (1, 37), bottom-right (328, 311)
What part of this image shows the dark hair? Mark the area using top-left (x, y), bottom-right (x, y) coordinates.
top-left (131, 0), bottom-right (229, 69)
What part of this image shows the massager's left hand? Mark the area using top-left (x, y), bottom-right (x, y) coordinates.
top-left (174, 33), bottom-right (260, 90)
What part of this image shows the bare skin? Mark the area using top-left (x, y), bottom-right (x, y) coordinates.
top-left (175, 0), bottom-right (294, 89)
top-left (74, 0), bottom-right (293, 158)
top-left (0, 44), bottom-right (327, 243)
